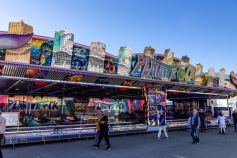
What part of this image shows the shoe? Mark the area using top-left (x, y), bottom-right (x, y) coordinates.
top-left (105, 147), bottom-right (111, 151)
top-left (192, 141), bottom-right (196, 144)
top-left (165, 137), bottom-right (169, 139)
top-left (94, 146), bottom-right (99, 150)
top-left (157, 137), bottom-right (160, 140)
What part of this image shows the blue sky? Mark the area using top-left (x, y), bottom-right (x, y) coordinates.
top-left (1, 0), bottom-right (237, 73)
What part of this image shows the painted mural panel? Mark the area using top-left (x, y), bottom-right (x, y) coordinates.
top-left (162, 49), bottom-right (174, 65)
top-left (87, 98), bottom-right (145, 123)
top-left (64, 74), bottom-right (84, 82)
top-left (230, 71), bottom-right (237, 88)
top-left (0, 95), bottom-right (8, 112)
top-left (5, 43), bottom-right (31, 64)
top-left (130, 54), bottom-right (145, 78)
top-left (87, 41), bottom-right (106, 73)
top-left (219, 68), bottom-right (226, 87)
top-left (30, 37), bottom-right (53, 66)
top-left (117, 46), bottom-right (132, 76)
top-left (207, 67), bottom-right (216, 87)
top-left (25, 69), bottom-right (48, 79)
top-left (103, 55), bottom-right (118, 74)
top-left (52, 30), bottom-right (74, 69)
top-left (146, 87), bottom-right (167, 127)
top-left (71, 46), bottom-right (89, 70)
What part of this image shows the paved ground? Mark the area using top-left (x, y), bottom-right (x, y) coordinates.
top-left (2, 128), bottom-right (237, 158)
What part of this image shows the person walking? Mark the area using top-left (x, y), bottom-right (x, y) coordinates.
top-left (95, 111), bottom-right (111, 150)
top-left (93, 111), bottom-right (102, 147)
top-left (232, 109), bottom-right (237, 133)
top-left (188, 109), bottom-right (201, 144)
top-left (218, 112), bottom-right (226, 134)
top-left (157, 111), bottom-right (168, 139)
top-left (0, 110), bottom-right (6, 158)
top-left (199, 109), bottom-right (206, 132)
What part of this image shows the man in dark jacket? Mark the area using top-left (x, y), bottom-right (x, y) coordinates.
top-left (189, 109), bottom-right (201, 144)
top-left (232, 109), bottom-right (237, 133)
top-left (95, 111), bottom-right (111, 150)
top-left (199, 109), bottom-right (206, 132)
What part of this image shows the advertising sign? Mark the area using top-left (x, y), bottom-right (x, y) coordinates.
top-left (130, 54), bottom-right (195, 83)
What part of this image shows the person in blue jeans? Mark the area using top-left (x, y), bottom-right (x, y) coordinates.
top-left (188, 109), bottom-right (201, 144)
top-left (157, 111), bottom-right (168, 139)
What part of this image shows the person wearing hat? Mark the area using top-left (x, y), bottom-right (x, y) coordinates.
top-left (0, 110), bottom-right (6, 158)
top-left (188, 109), bottom-right (201, 144)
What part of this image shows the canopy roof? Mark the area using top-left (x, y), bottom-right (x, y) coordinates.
top-left (0, 60), bottom-right (236, 99)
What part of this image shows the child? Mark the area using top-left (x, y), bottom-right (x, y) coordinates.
top-left (218, 112), bottom-right (226, 134)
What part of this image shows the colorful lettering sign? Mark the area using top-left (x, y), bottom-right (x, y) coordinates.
top-left (162, 49), bottom-right (174, 65)
top-left (130, 54), bottom-right (195, 83)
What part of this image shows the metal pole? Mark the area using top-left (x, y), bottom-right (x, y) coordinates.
top-left (227, 95), bottom-right (230, 118)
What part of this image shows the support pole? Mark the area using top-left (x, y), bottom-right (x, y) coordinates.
top-left (227, 95), bottom-right (230, 118)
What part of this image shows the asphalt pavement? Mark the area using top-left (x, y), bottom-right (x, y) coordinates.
top-left (2, 128), bottom-right (237, 158)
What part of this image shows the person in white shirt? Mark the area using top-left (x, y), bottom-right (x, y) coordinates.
top-left (217, 111), bottom-right (226, 134)
top-left (0, 110), bottom-right (6, 158)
